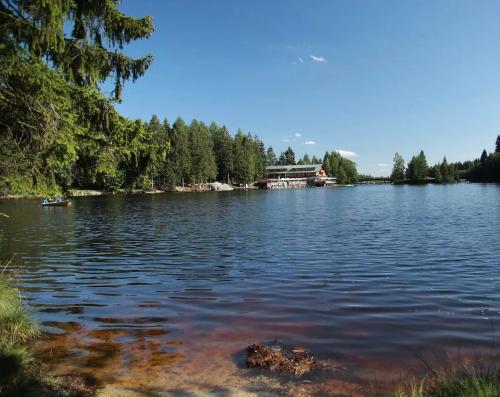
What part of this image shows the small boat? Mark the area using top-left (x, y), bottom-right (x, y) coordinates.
top-left (42, 200), bottom-right (71, 207)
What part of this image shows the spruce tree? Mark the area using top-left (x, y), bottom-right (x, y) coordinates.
top-left (266, 146), bottom-right (277, 166)
top-left (189, 120), bottom-right (217, 185)
top-left (254, 138), bottom-right (267, 180)
top-left (0, 0), bottom-right (154, 102)
top-left (416, 150), bottom-right (429, 180)
top-left (440, 156), bottom-right (449, 183)
top-left (0, 0), bottom-right (155, 194)
top-left (233, 130), bottom-right (255, 184)
top-left (279, 146), bottom-right (296, 165)
top-left (434, 165), bottom-right (442, 183)
top-left (169, 117), bottom-right (191, 187)
top-left (210, 123), bottom-right (234, 183)
top-left (480, 149), bottom-right (488, 163)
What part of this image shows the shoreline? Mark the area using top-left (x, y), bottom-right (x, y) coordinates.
top-left (0, 181), bottom-right (485, 200)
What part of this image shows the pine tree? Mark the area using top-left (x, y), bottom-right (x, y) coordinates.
top-left (279, 146), bottom-right (296, 165)
top-left (168, 117), bottom-right (191, 187)
top-left (496, 135), bottom-right (500, 153)
top-left (189, 120), bottom-right (217, 185)
top-left (233, 130), bottom-right (255, 184)
top-left (0, 0), bottom-right (155, 194)
top-left (434, 165), bottom-right (442, 183)
top-left (210, 123), bottom-right (234, 183)
top-left (266, 146), bottom-right (277, 166)
top-left (254, 138), bottom-right (267, 180)
top-left (481, 149), bottom-right (488, 163)
top-left (416, 150), bottom-right (429, 180)
top-left (406, 156), bottom-right (416, 180)
top-left (440, 156), bottom-right (449, 183)
top-left (0, 0), bottom-right (154, 102)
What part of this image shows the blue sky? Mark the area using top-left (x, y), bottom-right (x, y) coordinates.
top-left (110, 0), bottom-right (500, 176)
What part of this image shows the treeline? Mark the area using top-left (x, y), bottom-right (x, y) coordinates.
top-left (467, 136), bottom-right (500, 182)
top-left (391, 151), bottom-right (464, 183)
top-left (0, 0), bottom-right (360, 195)
top-left (390, 135), bottom-right (500, 183)
top-left (0, 0), bottom-right (271, 194)
top-left (142, 116), bottom-right (267, 189)
top-left (323, 151), bottom-right (358, 184)
top-left (265, 146), bottom-right (358, 184)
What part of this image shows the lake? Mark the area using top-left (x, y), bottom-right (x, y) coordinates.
top-left (1, 184), bottom-right (499, 396)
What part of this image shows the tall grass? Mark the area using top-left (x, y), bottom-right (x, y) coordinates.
top-left (0, 274), bottom-right (95, 397)
top-left (0, 274), bottom-right (41, 396)
top-left (0, 276), bottom-right (39, 346)
top-left (392, 356), bottom-right (500, 397)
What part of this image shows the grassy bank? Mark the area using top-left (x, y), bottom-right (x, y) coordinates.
top-left (392, 359), bottom-right (500, 397)
top-left (0, 274), bottom-right (94, 397)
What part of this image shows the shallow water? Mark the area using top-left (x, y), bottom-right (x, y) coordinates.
top-left (1, 184), bottom-right (499, 395)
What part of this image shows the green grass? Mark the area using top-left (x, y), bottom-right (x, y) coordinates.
top-left (0, 274), bottom-right (41, 396)
top-left (392, 360), bottom-right (500, 397)
top-left (0, 274), bottom-right (95, 397)
top-left (0, 276), bottom-right (39, 346)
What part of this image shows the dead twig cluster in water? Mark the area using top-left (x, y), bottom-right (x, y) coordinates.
top-left (247, 343), bottom-right (317, 376)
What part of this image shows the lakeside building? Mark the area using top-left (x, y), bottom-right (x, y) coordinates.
top-left (257, 164), bottom-right (337, 189)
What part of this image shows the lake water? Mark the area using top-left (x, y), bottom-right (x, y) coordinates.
top-left (1, 184), bottom-right (499, 396)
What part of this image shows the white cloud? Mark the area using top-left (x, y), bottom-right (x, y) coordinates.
top-left (298, 57), bottom-right (304, 64)
top-left (337, 150), bottom-right (357, 158)
top-left (378, 163), bottom-right (389, 167)
top-left (310, 55), bottom-right (326, 63)
top-left (295, 133), bottom-right (301, 137)
top-left (283, 138), bottom-right (290, 143)
top-left (304, 140), bottom-right (316, 145)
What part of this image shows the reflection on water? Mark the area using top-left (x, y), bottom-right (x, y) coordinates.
top-left (1, 184), bottom-right (500, 395)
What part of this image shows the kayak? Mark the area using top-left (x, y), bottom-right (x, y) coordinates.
top-left (42, 200), bottom-right (71, 207)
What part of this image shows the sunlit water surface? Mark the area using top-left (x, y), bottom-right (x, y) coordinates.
top-left (1, 185), bottom-right (499, 396)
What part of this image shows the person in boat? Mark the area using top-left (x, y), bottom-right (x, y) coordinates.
top-left (42, 197), bottom-right (50, 205)
top-left (55, 197), bottom-right (62, 203)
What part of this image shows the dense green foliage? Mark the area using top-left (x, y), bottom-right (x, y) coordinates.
top-left (390, 136), bottom-right (500, 184)
top-left (0, 0), bottom-right (271, 194)
top-left (391, 151), bottom-right (465, 184)
top-left (0, 274), bottom-right (39, 396)
top-left (112, 116), bottom-right (267, 189)
top-left (0, 0), bottom-right (155, 195)
top-left (297, 154), bottom-right (311, 165)
top-left (391, 153), bottom-right (406, 182)
top-left (467, 135), bottom-right (500, 182)
top-left (265, 146), bottom-right (278, 166)
top-left (391, 135), bottom-right (500, 183)
top-left (322, 151), bottom-right (358, 184)
top-left (428, 157), bottom-right (459, 183)
top-left (278, 146), bottom-right (296, 165)
top-left (406, 150), bottom-right (430, 181)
